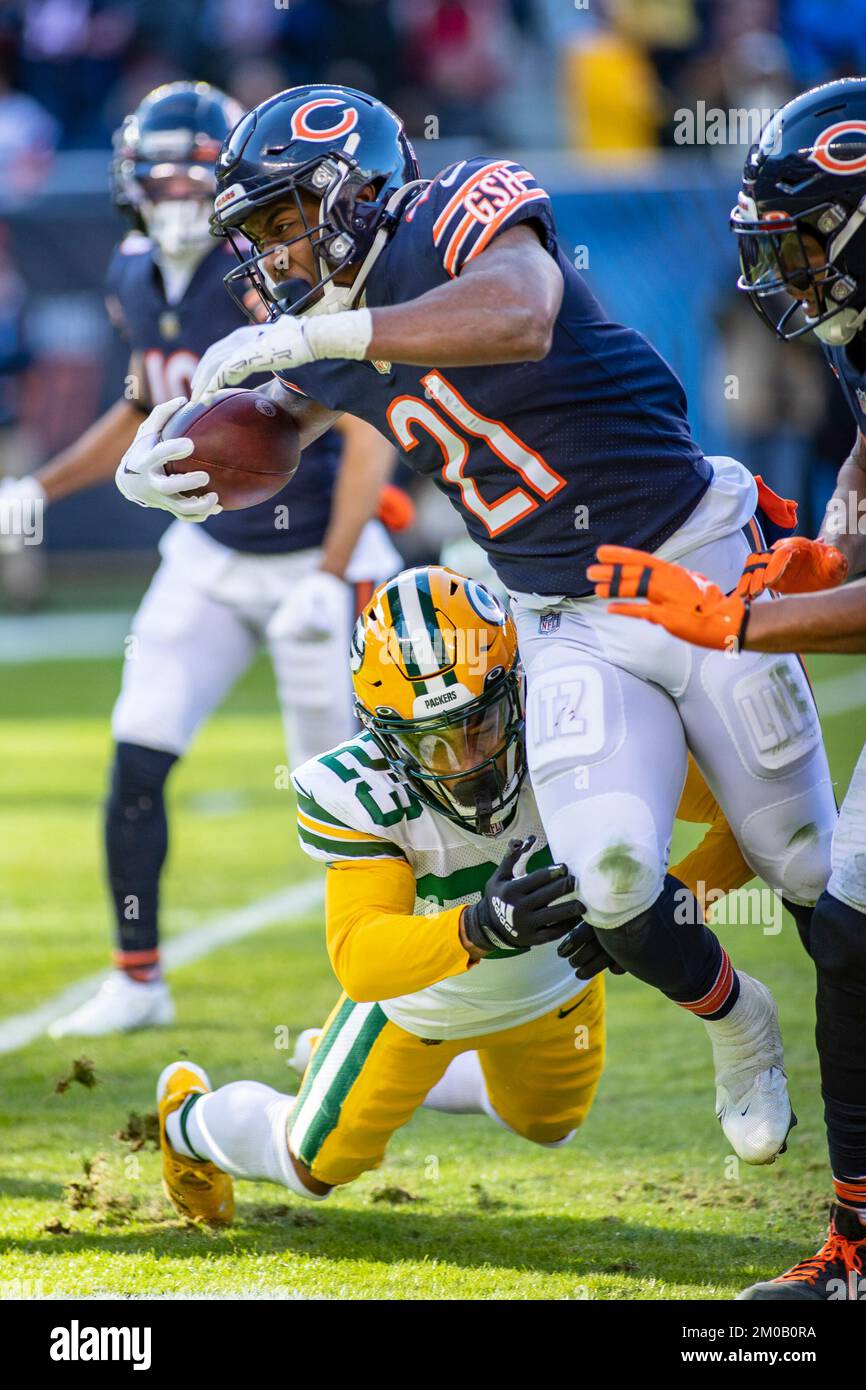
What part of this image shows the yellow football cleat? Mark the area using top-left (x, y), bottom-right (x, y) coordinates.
top-left (156, 1060), bottom-right (234, 1227)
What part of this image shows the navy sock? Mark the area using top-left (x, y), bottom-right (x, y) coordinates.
top-left (599, 875), bottom-right (740, 1020)
top-left (105, 741), bottom-right (177, 979)
top-left (810, 890), bottom-right (866, 1206)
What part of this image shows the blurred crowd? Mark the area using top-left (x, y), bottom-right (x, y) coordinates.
top-left (1, 0), bottom-right (865, 177)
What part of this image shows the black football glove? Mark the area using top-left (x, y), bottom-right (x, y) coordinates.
top-left (463, 836), bottom-right (585, 953)
top-left (557, 919), bottom-right (626, 980)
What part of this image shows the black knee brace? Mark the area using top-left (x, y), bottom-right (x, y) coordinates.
top-left (599, 876), bottom-right (739, 1019)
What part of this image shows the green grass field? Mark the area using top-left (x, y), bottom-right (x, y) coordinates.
top-left (1, 634), bottom-right (864, 1301)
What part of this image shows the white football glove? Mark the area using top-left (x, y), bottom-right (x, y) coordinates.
top-left (115, 396), bottom-right (222, 520)
top-left (190, 320), bottom-right (314, 404)
top-left (0, 475), bottom-right (45, 553)
top-left (266, 569), bottom-right (351, 644)
top-left (189, 308), bottom-right (374, 403)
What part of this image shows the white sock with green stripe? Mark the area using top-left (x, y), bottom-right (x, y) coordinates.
top-left (422, 1050), bottom-right (487, 1114)
top-left (167, 1081), bottom-right (329, 1201)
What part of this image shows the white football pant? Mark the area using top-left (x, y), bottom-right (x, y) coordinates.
top-left (513, 526), bottom-right (837, 930)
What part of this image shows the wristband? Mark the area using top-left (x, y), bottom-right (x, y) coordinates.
top-left (737, 597), bottom-right (751, 650)
top-left (302, 308), bottom-right (373, 363)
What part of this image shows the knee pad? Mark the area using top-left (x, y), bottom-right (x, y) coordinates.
top-left (740, 791), bottom-right (833, 906)
top-left (543, 792), bottom-right (663, 928)
top-left (811, 891), bottom-right (866, 981)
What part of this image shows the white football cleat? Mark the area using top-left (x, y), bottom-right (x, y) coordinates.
top-left (705, 972), bottom-right (795, 1165)
top-left (48, 972), bottom-right (175, 1039)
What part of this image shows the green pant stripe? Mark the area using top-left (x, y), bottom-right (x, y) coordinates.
top-left (292, 996), bottom-right (356, 1116)
top-left (292, 1004), bottom-right (388, 1169)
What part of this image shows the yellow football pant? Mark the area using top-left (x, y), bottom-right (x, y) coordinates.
top-left (288, 975), bottom-right (605, 1187)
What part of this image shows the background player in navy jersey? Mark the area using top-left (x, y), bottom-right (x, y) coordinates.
top-left (591, 78), bottom-right (866, 1300)
top-left (10, 82), bottom-right (402, 1037)
top-left (120, 83), bottom-right (841, 1162)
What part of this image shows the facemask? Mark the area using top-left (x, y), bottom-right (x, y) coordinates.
top-left (143, 199), bottom-right (213, 257)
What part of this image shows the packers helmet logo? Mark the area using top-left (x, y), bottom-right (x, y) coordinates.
top-left (464, 579), bottom-right (506, 626)
top-left (809, 120), bottom-right (866, 175)
top-left (291, 99), bottom-right (359, 143)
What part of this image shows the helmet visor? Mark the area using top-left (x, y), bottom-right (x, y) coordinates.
top-left (139, 162), bottom-right (216, 203)
top-left (370, 672), bottom-right (525, 834)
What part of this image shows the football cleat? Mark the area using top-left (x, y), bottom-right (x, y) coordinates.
top-left (156, 1060), bottom-right (234, 1227)
top-left (738, 1204), bottom-right (866, 1300)
top-left (49, 972), bottom-right (175, 1038)
top-left (708, 973), bottom-right (794, 1164)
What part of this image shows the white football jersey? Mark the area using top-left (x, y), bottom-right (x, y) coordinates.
top-left (292, 732), bottom-right (588, 1039)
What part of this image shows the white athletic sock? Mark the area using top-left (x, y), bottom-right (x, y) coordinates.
top-left (167, 1080), bottom-right (328, 1200)
top-left (422, 1050), bottom-right (487, 1114)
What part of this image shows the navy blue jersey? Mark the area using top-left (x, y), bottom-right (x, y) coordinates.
top-left (821, 339), bottom-right (866, 435)
top-left (280, 157), bottom-right (712, 595)
top-left (106, 235), bottom-right (340, 554)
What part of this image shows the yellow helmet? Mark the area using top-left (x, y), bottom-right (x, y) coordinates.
top-left (351, 565), bottom-right (525, 835)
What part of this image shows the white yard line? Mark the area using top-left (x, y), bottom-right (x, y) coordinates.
top-left (0, 879), bottom-right (323, 1055)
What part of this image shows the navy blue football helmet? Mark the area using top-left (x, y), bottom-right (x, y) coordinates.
top-left (210, 84), bottom-right (420, 318)
top-left (112, 81), bottom-right (244, 255)
top-left (732, 77), bottom-right (866, 344)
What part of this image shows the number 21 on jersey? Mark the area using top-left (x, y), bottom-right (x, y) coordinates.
top-left (387, 370), bottom-right (566, 537)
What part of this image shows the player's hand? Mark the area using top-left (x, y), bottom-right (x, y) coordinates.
top-left (115, 397), bottom-right (222, 520)
top-left (587, 545), bottom-right (750, 652)
top-left (266, 570), bottom-right (349, 644)
top-left (0, 476), bottom-right (45, 554)
top-left (190, 320), bottom-right (314, 403)
top-left (556, 919), bottom-right (626, 980)
top-left (736, 536), bottom-right (848, 599)
top-left (462, 836), bottom-right (585, 953)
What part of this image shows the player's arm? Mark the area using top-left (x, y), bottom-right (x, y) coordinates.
top-left (325, 858), bottom-right (475, 1002)
top-left (15, 352), bottom-right (145, 506)
top-left (318, 415), bottom-right (396, 578)
top-left (741, 581), bottom-right (866, 653)
top-left (189, 223), bottom-right (565, 401)
top-left (260, 377), bottom-right (343, 449)
top-left (35, 353), bottom-right (149, 503)
top-left (818, 428), bottom-right (866, 577)
top-left (590, 544), bottom-right (866, 654)
top-left (364, 224), bottom-right (563, 367)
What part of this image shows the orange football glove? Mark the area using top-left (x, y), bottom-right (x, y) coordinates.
top-left (736, 535), bottom-right (848, 599)
top-left (587, 546), bottom-right (750, 651)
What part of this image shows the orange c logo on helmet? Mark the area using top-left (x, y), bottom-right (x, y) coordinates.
top-left (809, 120), bottom-right (866, 175)
top-left (291, 99), bottom-right (358, 143)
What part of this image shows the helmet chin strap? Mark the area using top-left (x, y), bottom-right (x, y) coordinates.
top-left (303, 180), bottom-right (427, 318)
top-left (811, 303), bottom-right (866, 346)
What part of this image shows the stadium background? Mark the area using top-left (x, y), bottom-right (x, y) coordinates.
top-left (3, 0), bottom-right (866, 1303)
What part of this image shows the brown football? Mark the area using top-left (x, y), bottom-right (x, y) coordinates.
top-left (161, 389), bottom-right (301, 511)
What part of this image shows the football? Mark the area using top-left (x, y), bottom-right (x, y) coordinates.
top-left (160, 388), bottom-right (301, 510)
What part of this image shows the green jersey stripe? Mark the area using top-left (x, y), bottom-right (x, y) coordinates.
top-left (297, 825), bottom-right (406, 860)
top-left (293, 784), bottom-right (352, 829)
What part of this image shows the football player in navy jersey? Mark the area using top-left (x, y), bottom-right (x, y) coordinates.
top-left (119, 84), bottom-right (841, 1163)
top-left (13, 82), bottom-right (402, 1038)
top-left (600, 77), bottom-right (866, 1299)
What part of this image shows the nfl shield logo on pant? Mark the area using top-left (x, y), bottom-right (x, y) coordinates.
top-left (538, 610), bottom-right (561, 635)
